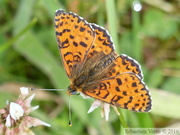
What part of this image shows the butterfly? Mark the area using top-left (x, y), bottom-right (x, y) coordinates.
top-left (54, 9), bottom-right (151, 112)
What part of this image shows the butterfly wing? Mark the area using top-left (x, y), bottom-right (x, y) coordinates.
top-left (108, 54), bottom-right (143, 79)
top-left (87, 23), bottom-right (115, 58)
top-left (83, 73), bottom-right (151, 112)
top-left (55, 10), bottom-right (152, 112)
top-left (87, 23), bottom-right (143, 79)
top-left (54, 10), bottom-right (95, 78)
top-left (80, 23), bottom-right (150, 112)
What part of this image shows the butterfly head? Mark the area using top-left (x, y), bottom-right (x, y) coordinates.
top-left (67, 85), bottom-right (80, 95)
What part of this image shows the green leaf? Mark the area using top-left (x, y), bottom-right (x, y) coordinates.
top-left (151, 88), bottom-right (180, 119)
top-left (161, 77), bottom-right (180, 94)
top-left (14, 31), bottom-right (68, 88)
top-left (105, 0), bottom-right (120, 53)
top-left (142, 9), bottom-right (178, 39)
top-left (145, 68), bottom-right (164, 88)
top-left (13, 0), bottom-right (36, 35)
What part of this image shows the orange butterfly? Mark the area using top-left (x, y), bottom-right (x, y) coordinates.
top-left (54, 9), bottom-right (151, 113)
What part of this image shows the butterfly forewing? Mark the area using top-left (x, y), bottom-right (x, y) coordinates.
top-left (55, 10), bottom-right (95, 78)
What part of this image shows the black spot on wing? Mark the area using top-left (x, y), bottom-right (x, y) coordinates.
top-left (95, 89), bottom-right (109, 99)
top-left (70, 35), bottom-right (74, 39)
top-left (59, 22), bottom-right (63, 26)
top-left (73, 41), bottom-right (78, 47)
top-left (73, 55), bottom-right (81, 62)
top-left (115, 86), bottom-right (120, 92)
top-left (91, 24), bottom-right (115, 50)
top-left (74, 25), bottom-right (78, 29)
top-left (56, 31), bottom-right (62, 36)
top-left (134, 89), bottom-right (138, 93)
top-left (123, 96), bottom-right (133, 109)
top-left (111, 95), bottom-right (123, 103)
top-left (64, 52), bottom-right (73, 64)
top-left (132, 82), bottom-right (137, 87)
top-left (59, 39), bottom-right (69, 48)
top-left (80, 41), bottom-right (87, 47)
top-left (116, 78), bottom-right (122, 85)
top-left (99, 83), bottom-right (107, 90)
top-left (122, 91), bottom-right (127, 96)
top-left (62, 29), bottom-right (71, 33)
top-left (80, 27), bottom-right (85, 32)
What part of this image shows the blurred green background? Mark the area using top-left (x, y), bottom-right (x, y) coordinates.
top-left (0, 0), bottom-right (180, 134)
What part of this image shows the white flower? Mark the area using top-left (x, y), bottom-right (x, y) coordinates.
top-left (20, 87), bottom-right (29, 96)
top-left (5, 115), bottom-right (11, 127)
top-left (22, 116), bottom-right (51, 127)
top-left (80, 92), bottom-right (91, 99)
top-left (101, 103), bottom-right (110, 121)
top-left (88, 99), bottom-right (120, 121)
top-left (30, 105), bottom-right (39, 112)
top-left (10, 102), bottom-right (24, 120)
top-left (0, 87), bottom-right (51, 134)
top-left (88, 100), bottom-right (101, 113)
top-left (6, 100), bottom-right (9, 105)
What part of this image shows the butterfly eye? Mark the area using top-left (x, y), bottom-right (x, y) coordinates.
top-left (70, 90), bottom-right (80, 95)
top-left (67, 86), bottom-right (80, 95)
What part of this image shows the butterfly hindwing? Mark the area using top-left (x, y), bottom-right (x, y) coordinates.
top-left (83, 73), bottom-right (151, 112)
top-left (108, 54), bottom-right (143, 79)
top-left (87, 23), bottom-right (115, 59)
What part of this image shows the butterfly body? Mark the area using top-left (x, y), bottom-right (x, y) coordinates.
top-left (55, 9), bottom-right (152, 112)
top-left (67, 51), bottom-right (117, 95)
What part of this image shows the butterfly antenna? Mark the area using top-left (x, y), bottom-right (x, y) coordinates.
top-left (68, 95), bottom-right (72, 126)
top-left (31, 88), bottom-right (66, 91)
top-left (31, 87), bottom-right (72, 125)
